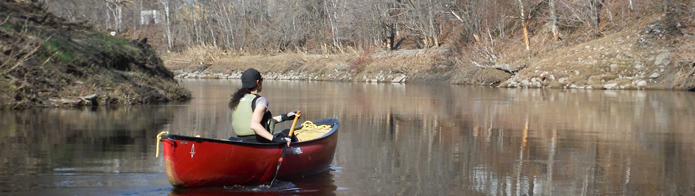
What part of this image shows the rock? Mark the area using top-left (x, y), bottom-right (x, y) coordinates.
top-left (634, 61), bottom-right (644, 72)
top-left (637, 80), bottom-right (647, 87)
top-left (649, 73), bottom-right (660, 79)
top-left (603, 83), bottom-right (618, 89)
top-left (558, 77), bottom-right (567, 83)
top-left (586, 86), bottom-right (593, 90)
top-left (507, 82), bottom-right (518, 88)
top-left (392, 75), bottom-right (406, 83)
top-left (570, 84), bottom-right (578, 89)
top-left (81, 94), bottom-right (97, 101)
top-left (610, 64), bottom-right (618, 71)
top-left (520, 79), bottom-right (530, 87)
top-left (532, 81), bottom-right (541, 88)
top-left (654, 52), bottom-right (671, 66)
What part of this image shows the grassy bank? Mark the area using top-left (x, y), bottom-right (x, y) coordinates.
top-left (0, 1), bottom-right (190, 109)
top-left (163, 46), bottom-right (468, 83)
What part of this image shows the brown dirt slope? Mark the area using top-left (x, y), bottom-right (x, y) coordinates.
top-left (495, 14), bottom-right (695, 91)
top-left (0, 1), bottom-right (190, 109)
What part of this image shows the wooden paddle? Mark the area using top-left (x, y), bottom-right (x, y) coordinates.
top-left (269, 110), bottom-right (301, 187)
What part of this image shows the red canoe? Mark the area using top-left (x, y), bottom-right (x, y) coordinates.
top-left (158, 118), bottom-right (339, 188)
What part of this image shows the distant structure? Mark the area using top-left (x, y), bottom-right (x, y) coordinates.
top-left (141, 10), bottom-right (164, 25)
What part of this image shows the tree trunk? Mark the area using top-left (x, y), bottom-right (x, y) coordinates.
top-left (517, 0), bottom-right (530, 51)
top-left (139, 0), bottom-right (143, 28)
top-left (159, 0), bottom-right (173, 50)
top-left (194, 6), bottom-right (200, 45)
top-left (105, 2), bottom-right (115, 30)
top-left (549, 0), bottom-right (559, 40)
top-left (628, 0), bottom-right (633, 12)
top-left (116, 4), bottom-right (122, 32)
top-left (106, 8), bottom-right (112, 30)
top-left (427, 0), bottom-right (437, 47)
top-left (324, 0), bottom-right (341, 50)
top-left (590, 0), bottom-right (604, 36)
top-left (209, 25), bottom-right (217, 47)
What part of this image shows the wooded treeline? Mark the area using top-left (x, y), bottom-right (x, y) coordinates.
top-left (39, 0), bottom-right (688, 53)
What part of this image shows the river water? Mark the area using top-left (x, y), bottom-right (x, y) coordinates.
top-left (1, 79), bottom-right (695, 195)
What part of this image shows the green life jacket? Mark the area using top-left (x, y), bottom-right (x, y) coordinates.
top-left (232, 94), bottom-right (275, 136)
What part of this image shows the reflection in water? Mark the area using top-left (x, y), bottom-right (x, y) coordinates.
top-left (168, 171), bottom-right (337, 196)
top-left (171, 80), bottom-right (695, 195)
top-left (0, 106), bottom-right (180, 194)
top-left (2, 79), bottom-right (695, 195)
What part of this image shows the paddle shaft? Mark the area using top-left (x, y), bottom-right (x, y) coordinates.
top-left (288, 111), bottom-right (301, 137)
top-left (270, 111), bottom-right (301, 187)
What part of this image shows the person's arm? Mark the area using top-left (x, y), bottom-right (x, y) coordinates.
top-left (249, 105), bottom-right (274, 141)
top-left (273, 111), bottom-right (300, 123)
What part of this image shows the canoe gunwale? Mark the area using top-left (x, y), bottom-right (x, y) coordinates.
top-left (161, 118), bottom-right (339, 147)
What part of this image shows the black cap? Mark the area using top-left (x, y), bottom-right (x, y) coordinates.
top-left (241, 68), bottom-right (262, 89)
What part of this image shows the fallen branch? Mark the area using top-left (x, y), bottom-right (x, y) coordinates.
top-left (1, 44), bottom-right (40, 75)
top-left (450, 11), bottom-right (464, 23)
top-left (0, 15), bottom-right (10, 26)
top-left (1, 36), bottom-right (51, 75)
top-left (471, 61), bottom-right (526, 74)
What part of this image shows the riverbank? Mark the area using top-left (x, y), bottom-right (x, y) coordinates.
top-left (163, 14), bottom-right (695, 91)
top-left (164, 47), bottom-right (452, 84)
top-left (0, 1), bottom-right (190, 109)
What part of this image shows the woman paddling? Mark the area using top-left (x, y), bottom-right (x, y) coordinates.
top-left (229, 68), bottom-right (299, 145)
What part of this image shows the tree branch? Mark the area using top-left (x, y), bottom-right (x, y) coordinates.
top-left (471, 61), bottom-right (526, 74)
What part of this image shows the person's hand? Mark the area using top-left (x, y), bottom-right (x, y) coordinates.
top-left (273, 136), bottom-right (291, 147)
top-left (280, 110), bottom-right (300, 122)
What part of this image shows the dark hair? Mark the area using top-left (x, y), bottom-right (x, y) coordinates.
top-left (229, 88), bottom-right (251, 110)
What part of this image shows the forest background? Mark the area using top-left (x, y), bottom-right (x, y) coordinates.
top-left (33, 0), bottom-right (695, 90)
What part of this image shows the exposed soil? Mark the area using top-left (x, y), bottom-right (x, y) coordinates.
top-left (0, 1), bottom-right (190, 109)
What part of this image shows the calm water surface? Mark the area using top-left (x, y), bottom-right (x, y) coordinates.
top-left (1, 79), bottom-right (695, 195)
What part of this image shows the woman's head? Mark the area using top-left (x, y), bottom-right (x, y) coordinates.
top-left (241, 68), bottom-right (263, 92)
top-left (230, 68), bottom-right (263, 110)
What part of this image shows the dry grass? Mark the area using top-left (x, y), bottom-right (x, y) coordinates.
top-left (163, 46), bottom-right (448, 82)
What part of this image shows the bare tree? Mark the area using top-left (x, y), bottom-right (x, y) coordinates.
top-left (549, 0), bottom-right (559, 40)
top-left (104, 0), bottom-right (132, 32)
top-left (589, 0), bottom-right (604, 36)
top-left (159, 0), bottom-right (172, 50)
top-left (517, 0), bottom-right (530, 51)
top-left (39, 0), bottom-right (670, 55)
top-left (398, 0), bottom-right (443, 48)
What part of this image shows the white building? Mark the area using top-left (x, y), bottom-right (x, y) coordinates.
top-left (141, 10), bottom-right (164, 25)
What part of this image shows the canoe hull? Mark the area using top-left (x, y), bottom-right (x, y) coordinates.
top-left (160, 118), bottom-right (339, 188)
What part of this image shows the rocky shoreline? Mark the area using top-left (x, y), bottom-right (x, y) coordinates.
top-left (173, 70), bottom-right (409, 84)
top-left (172, 67), bottom-right (665, 91)
top-left (503, 70), bottom-right (658, 90)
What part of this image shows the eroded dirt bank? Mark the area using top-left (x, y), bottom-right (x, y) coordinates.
top-left (0, 1), bottom-right (190, 109)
